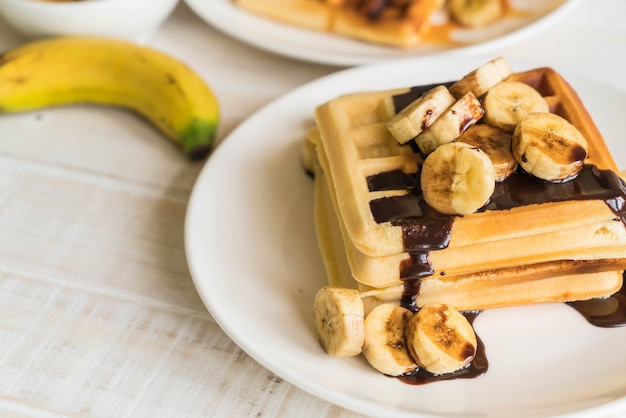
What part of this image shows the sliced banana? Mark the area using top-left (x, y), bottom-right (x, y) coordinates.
top-left (449, 57), bottom-right (513, 99)
top-left (405, 303), bottom-right (477, 375)
top-left (448, 0), bottom-right (504, 27)
top-left (483, 80), bottom-right (550, 132)
top-left (362, 303), bottom-right (417, 376)
top-left (387, 85), bottom-right (456, 144)
top-left (421, 141), bottom-right (496, 215)
top-left (414, 92), bottom-right (484, 155)
top-left (512, 112), bottom-right (589, 182)
top-left (457, 124), bottom-right (518, 181)
top-left (313, 286), bottom-right (364, 357)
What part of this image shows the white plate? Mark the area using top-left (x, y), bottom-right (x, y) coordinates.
top-left (184, 0), bottom-right (581, 66)
top-left (185, 56), bottom-right (626, 418)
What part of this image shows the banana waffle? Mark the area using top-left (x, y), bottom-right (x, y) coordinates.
top-left (232, 0), bottom-right (445, 47)
top-left (308, 63), bottom-right (626, 310)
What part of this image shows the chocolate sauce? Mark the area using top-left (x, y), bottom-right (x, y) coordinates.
top-left (392, 82), bottom-right (455, 113)
top-left (567, 273), bottom-right (626, 328)
top-left (398, 312), bottom-right (488, 385)
top-left (485, 165), bottom-right (626, 219)
top-left (367, 170), bottom-right (453, 251)
top-left (366, 168), bottom-right (416, 191)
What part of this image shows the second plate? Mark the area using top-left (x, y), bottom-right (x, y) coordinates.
top-left (185, 0), bottom-right (581, 66)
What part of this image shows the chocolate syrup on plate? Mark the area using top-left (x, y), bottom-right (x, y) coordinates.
top-left (568, 271), bottom-right (626, 328)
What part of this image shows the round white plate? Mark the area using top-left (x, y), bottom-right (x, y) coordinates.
top-left (185, 56), bottom-right (626, 418)
top-left (184, 0), bottom-right (581, 66)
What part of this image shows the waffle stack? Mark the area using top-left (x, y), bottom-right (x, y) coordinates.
top-left (306, 63), bottom-right (626, 312)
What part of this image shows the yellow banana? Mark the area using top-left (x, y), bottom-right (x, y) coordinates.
top-left (0, 36), bottom-right (219, 159)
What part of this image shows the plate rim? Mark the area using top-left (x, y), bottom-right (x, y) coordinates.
top-left (184, 55), bottom-right (626, 417)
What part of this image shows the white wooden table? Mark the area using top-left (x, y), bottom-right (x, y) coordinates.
top-left (0, 1), bottom-right (624, 417)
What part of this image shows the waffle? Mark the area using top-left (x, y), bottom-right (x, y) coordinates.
top-left (308, 66), bottom-right (626, 309)
top-left (311, 151), bottom-right (624, 311)
top-left (232, 0), bottom-right (331, 32)
top-left (232, 0), bottom-right (444, 47)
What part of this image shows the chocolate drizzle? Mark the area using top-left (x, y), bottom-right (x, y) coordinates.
top-left (568, 271), bottom-right (626, 328)
top-left (485, 165), bottom-right (626, 217)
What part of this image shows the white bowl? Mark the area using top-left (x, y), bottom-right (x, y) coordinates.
top-left (0, 0), bottom-right (179, 43)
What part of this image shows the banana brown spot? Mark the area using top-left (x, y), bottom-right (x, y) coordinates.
top-left (421, 109), bottom-right (434, 130)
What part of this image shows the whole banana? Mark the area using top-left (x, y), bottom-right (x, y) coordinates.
top-left (0, 36), bottom-right (219, 159)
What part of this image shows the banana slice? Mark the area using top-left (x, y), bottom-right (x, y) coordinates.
top-left (421, 141), bottom-right (496, 215)
top-left (449, 57), bottom-right (513, 99)
top-left (483, 81), bottom-right (550, 133)
top-left (314, 286), bottom-right (364, 357)
top-left (362, 303), bottom-right (418, 376)
top-left (414, 92), bottom-right (484, 155)
top-left (457, 124), bottom-right (518, 181)
top-left (387, 85), bottom-right (456, 144)
top-left (448, 0), bottom-right (504, 27)
top-left (405, 303), bottom-right (477, 375)
top-left (512, 112), bottom-right (589, 182)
